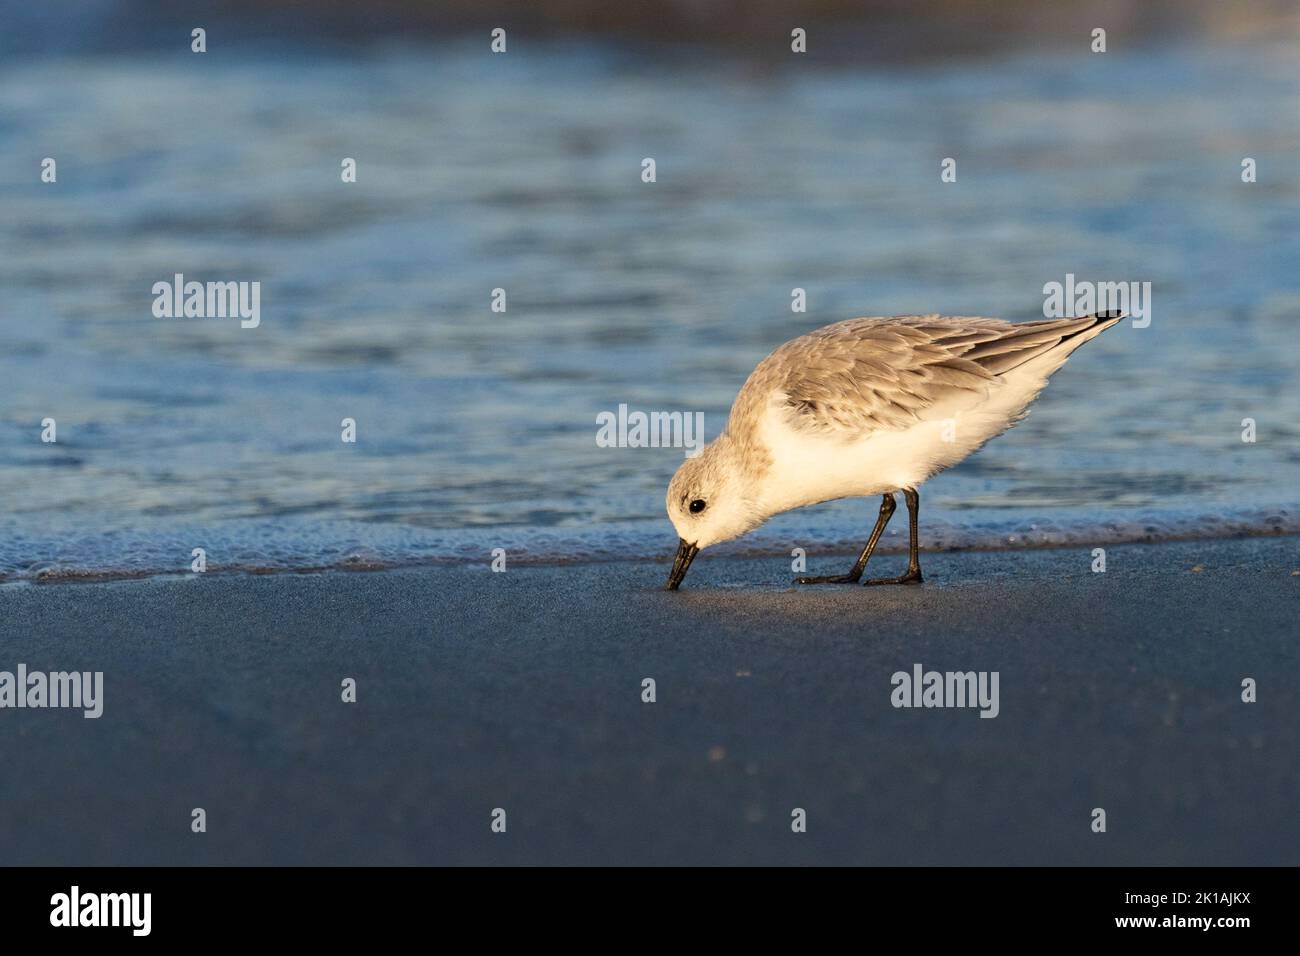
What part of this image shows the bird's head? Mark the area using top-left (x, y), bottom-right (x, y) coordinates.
top-left (664, 436), bottom-right (764, 590)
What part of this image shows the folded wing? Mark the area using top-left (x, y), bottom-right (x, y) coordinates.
top-left (744, 314), bottom-right (1113, 437)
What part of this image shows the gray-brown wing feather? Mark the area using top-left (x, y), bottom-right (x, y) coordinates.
top-left (732, 314), bottom-right (1105, 438)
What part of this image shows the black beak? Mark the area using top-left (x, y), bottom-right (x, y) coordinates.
top-left (665, 539), bottom-right (699, 591)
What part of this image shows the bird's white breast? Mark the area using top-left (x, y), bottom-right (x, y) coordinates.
top-left (752, 365), bottom-right (1055, 517)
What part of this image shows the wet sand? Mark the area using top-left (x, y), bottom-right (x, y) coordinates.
top-left (0, 535), bottom-right (1296, 865)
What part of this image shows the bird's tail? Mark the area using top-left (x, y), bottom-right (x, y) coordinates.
top-left (1066, 310), bottom-right (1126, 342)
top-left (973, 311), bottom-right (1125, 377)
top-left (1049, 310), bottom-right (1126, 360)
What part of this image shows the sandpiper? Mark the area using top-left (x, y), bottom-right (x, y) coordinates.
top-left (665, 312), bottom-right (1124, 590)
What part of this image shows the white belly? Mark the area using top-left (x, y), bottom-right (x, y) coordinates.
top-left (754, 366), bottom-right (1056, 516)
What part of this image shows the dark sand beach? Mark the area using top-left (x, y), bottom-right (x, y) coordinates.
top-left (1, 535), bottom-right (1296, 866)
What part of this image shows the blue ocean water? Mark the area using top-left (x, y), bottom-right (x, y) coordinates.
top-left (2, 39), bottom-right (1298, 580)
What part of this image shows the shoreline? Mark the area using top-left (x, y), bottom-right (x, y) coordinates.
top-left (2, 535), bottom-right (1297, 865)
top-left (4, 520), bottom-right (1299, 586)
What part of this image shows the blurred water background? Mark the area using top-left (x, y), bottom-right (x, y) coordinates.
top-left (2, 1), bottom-right (1299, 580)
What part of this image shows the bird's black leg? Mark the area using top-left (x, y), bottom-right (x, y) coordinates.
top-left (864, 487), bottom-right (924, 585)
top-left (795, 493), bottom-right (896, 585)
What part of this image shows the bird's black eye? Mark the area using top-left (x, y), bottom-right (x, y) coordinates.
top-left (689, 499), bottom-right (707, 514)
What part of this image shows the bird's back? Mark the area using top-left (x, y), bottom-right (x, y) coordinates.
top-left (729, 313), bottom-right (1120, 440)
top-left (724, 313), bottom-right (1123, 509)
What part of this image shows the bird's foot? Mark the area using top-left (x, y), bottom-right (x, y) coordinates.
top-left (794, 573), bottom-right (861, 585)
top-left (862, 569), bottom-right (923, 586)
